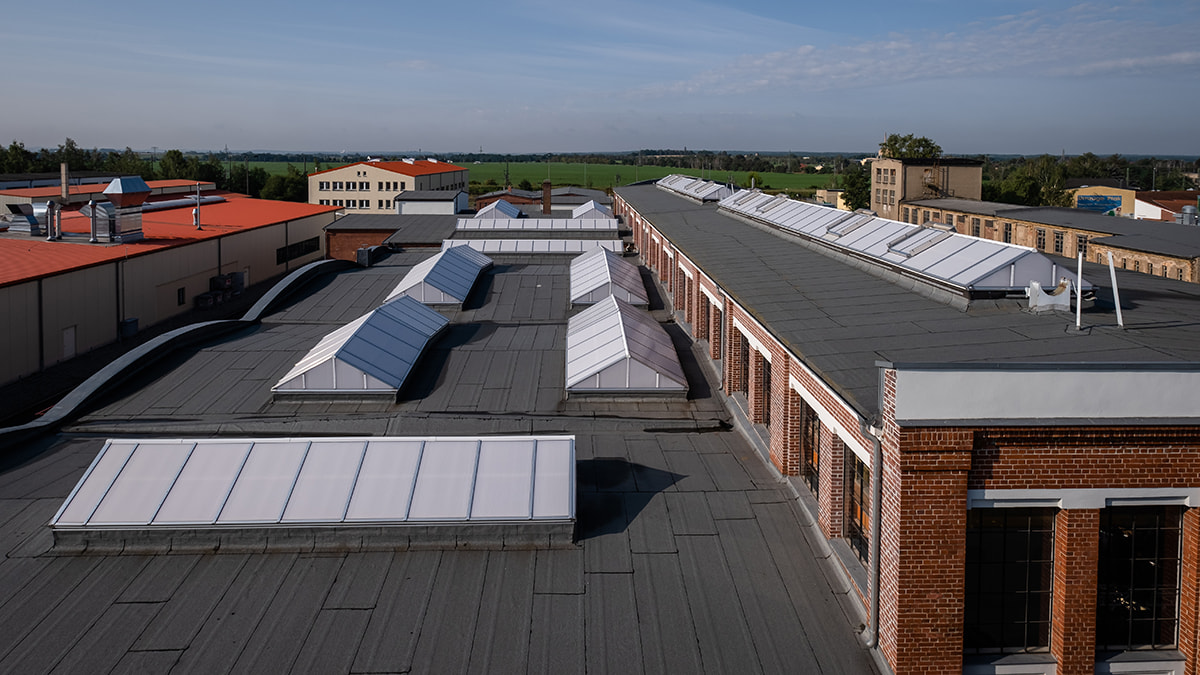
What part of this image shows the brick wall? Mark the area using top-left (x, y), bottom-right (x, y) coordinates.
top-left (1180, 509), bottom-right (1200, 675)
top-left (326, 230), bottom-right (392, 261)
top-left (818, 431), bottom-right (845, 540)
top-left (1051, 509), bottom-right (1099, 675)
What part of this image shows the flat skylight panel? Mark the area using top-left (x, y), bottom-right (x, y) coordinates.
top-left (533, 439), bottom-right (574, 519)
top-left (407, 440), bottom-right (478, 520)
top-left (732, 191), bottom-right (759, 206)
top-left (54, 441), bottom-right (140, 526)
top-left (757, 196), bottom-right (789, 213)
top-left (943, 246), bottom-right (1026, 285)
top-left (886, 227), bottom-right (951, 257)
top-left (899, 236), bottom-right (975, 273)
top-left (153, 441), bottom-right (253, 524)
top-left (344, 440), bottom-right (424, 521)
top-left (826, 213), bottom-right (874, 238)
top-left (217, 441), bottom-right (310, 524)
top-left (470, 440), bottom-right (535, 520)
top-left (282, 440), bottom-right (367, 522)
top-left (88, 441), bottom-right (193, 525)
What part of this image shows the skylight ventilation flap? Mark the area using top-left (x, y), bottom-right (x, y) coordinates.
top-left (886, 226), bottom-right (953, 258)
top-left (825, 212), bottom-right (872, 238)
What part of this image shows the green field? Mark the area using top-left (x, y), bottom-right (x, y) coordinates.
top-left (463, 162), bottom-right (835, 192)
top-left (268, 159), bottom-right (839, 193)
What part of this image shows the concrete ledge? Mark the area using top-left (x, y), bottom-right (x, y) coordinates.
top-left (49, 521), bottom-right (576, 555)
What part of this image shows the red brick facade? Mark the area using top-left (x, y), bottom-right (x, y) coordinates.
top-left (616, 191), bottom-right (1200, 675)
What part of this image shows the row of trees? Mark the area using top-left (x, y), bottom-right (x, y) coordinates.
top-left (0, 139), bottom-right (310, 202)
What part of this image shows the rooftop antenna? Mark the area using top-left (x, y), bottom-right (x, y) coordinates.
top-left (1106, 252), bottom-right (1124, 328)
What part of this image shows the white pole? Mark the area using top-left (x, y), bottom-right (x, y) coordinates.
top-left (1075, 249), bottom-right (1083, 330)
top-left (1106, 251), bottom-right (1124, 328)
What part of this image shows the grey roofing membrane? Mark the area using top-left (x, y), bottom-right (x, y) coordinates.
top-left (617, 184), bottom-right (1200, 418)
top-left (0, 249), bottom-right (879, 673)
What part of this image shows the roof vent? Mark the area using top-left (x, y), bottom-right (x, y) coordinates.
top-left (102, 176), bottom-right (151, 243)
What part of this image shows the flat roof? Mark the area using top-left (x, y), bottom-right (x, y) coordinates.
top-left (0, 195), bottom-right (339, 288)
top-left (618, 184), bottom-right (1200, 417)
top-left (0, 178), bottom-right (213, 199)
top-left (0, 251), bottom-right (880, 672)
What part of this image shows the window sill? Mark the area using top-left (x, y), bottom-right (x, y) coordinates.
top-left (1095, 650), bottom-right (1184, 675)
top-left (963, 653), bottom-right (1056, 675)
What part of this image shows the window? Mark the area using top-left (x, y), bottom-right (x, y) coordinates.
top-left (984, 219), bottom-right (994, 235)
top-left (964, 508), bottom-right (1054, 654)
top-left (400, 181), bottom-right (406, 190)
top-left (385, 199), bottom-right (392, 210)
top-left (1003, 222), bottom-right (1013, 243)
top-left (1076, 235), bottom-right (1088, 257)
top-left (903, 207), bottom-right (910, 221)
top-left (875, 188), bottom-right (881, 203)
top-left (359, 181), bottom-right (369, 191)
top-left (889, 190), bottom-right (895, 205)
top-left (889, 168), bottom-right (896, 184)
top-left (318, 181), bottom-right (330, 191)
top-left (1179, 269), bottom-right (1185, 280)
top-left (760, 356), bottom-right (771, 426)
top-left (1097, 506), bottom-right (1181, 651)
top-left (333, 199), bottom-right (343, 206)
top-left (344, 201), bottom-right (354, 209)
top-left (737, 333), bottom-right (750, 395)
top-left (378, 181), bottom-right (384, 191)
top-left (276, 236), bottom-right (320, 265)
top-left (176, 287), bottom-right (186, 306)
top-left (800, 399), bottom-right (820, 496)
top-left (332, 181), bottom-right (343, 191)
top-left (1148, 263), bottom-right (1154, 275)
top-left (971, 218), bottom-right (981, 237)
top-left (346, 182), bottom-right (356, 191)
top-left (359, 199), bottom-right (369, 208)
top-left (1122, 259), bottom-right (1127, 269)
top-left (1053, 231), bottom-right (1064, 254)
top-left (378, 200), bottom-right (384, 209)
top-left (847, 452), bottom-right (869, 564)
top-left (1036, 229), bottom-right (1046, 250)
top-left (1134, 260), bottom-right (1140, 272)
top-left (922, 210), bottom-right (930, 223)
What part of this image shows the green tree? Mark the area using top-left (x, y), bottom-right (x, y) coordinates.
top-left (158, 149), bottom-right (190, 179)
top-left (229, 164), bottom-right (270, 197)
top-left (840, 163), bottom-right (871, 210)
top-left (259, 164), bottom-right (307, 202)
top-left (879, 133), bottom-right (942, 159)
top-left (103, 147), bottom-right (148, 177)
top-left (518, 178), bottom-right (534, 191)
top-left (0, 141), bottom-right (35, 173)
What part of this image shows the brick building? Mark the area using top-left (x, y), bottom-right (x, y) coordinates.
top-left (615, 178), bottom-right (1200, 675)
top-left (869, 157), bottom-right (983, 221)
top-left (906, 198), bottom-right (1200, 283)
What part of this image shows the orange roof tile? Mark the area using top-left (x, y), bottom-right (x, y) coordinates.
top-left (0, 179), bottom-right (212, 199)
top-left (309, 160), bottom-right (466, 178)
top-left (0, 197), bottom-right (339, 288)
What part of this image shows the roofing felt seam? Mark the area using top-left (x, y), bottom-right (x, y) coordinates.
top-left (52, 436), bottom-right (576, 529)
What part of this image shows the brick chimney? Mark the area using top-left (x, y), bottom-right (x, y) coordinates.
top-left (542, 179), bottom-right (552, 215)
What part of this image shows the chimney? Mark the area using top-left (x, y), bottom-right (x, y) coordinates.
top-left (542, 179), bottom-right (552, 215)
top-left (61, 163), bottom-right (69, 204)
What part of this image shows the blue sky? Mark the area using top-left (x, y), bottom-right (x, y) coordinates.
top-left (7, 0), bottom-right (1199, 156)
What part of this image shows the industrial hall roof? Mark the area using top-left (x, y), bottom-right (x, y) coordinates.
top-left (0, 194), bottom-right (338, 288)
top-left (617, 183), bottom-right (1200, 419)
top-left (308, 159), bottom-right (467, 177)
top-left (0, 250), bottom-right (880, 673)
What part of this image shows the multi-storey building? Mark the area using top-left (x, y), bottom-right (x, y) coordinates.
top-left (617, 177), bottom-right (1200, 675)
top-left (869, 157), bottom-right (982, 221)
top-left (308, 159), bottom-right (468, 213)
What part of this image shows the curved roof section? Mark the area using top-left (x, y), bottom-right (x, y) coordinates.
top-left (566, 295), bottom-right (687, 393)
top-left (273, 294), bottom-right (448, 394)
top-left (657, 174), bottom-right (735, 202)
top-left (570, 247), bottom-right (648, 306)
top-left (475, 199), bottom-right (523, 219)
top-left (719, 189), bottom-right (1091, 295)
top-left (385, 246), bottom-right (493, 305)
top-left (52, 436), bottom-right (575, 529)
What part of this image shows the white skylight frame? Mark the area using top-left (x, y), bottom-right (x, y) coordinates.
top-left (52, 436), bottom-right (576, 529)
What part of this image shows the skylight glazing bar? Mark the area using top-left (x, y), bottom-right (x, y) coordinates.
top-left (147, 442), bottom-right (197, 525)
top-left (341, 439), bottom-right (370, 521)
top-left (405, 440), bottom-right (426, 520)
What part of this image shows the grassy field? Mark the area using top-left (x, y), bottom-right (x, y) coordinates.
top-left (267, 159), bottom-right (840, 192)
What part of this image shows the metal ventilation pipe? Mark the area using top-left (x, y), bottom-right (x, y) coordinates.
top-left (45, 201), bottom-right (56, 241)
top-left (88, 199), bottom-right (98, 243)
top-left (542, 179), bottom-right (552, 215)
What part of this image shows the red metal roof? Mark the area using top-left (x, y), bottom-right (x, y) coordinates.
top-left (0, 179), bottom-right (212, 199)
top-left (0, 195), bottom-right (338, 288)
top-left (309, 160), bottom-right (466, 178)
